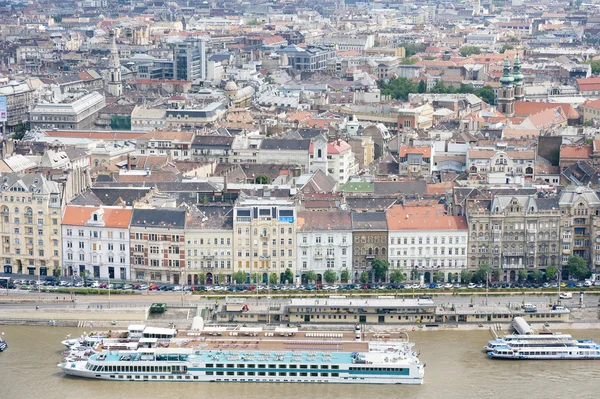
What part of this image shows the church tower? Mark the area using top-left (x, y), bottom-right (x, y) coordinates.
top-left (497, 57), bottom-right (514, 117)
top-left (311, 134), bottom-right (328, 176)
top-left (472, 0), bottom-right (481, 16)
top-left (512, 53), bottom-right (525, 102)
top-left (107, 30), bottom-right (123, 97)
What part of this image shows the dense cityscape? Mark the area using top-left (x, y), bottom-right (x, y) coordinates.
top-left (3, 0), bottom-right (600, 395)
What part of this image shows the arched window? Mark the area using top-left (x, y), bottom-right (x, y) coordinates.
top-left (317, 149), bottom-right (322, 158)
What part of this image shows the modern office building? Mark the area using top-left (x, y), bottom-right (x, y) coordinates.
top-left (173, 37), bottom-right (208, 81)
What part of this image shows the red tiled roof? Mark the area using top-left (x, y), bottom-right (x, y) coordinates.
top-left (514, 101), bottom-right (580, 119)
top-left (62, 206), bottom-right (133, 228)
top-left (386, 204), bottom-right (467, 231)
top-left (399, 145), bottom-right (431, 158)
top-left (560, 144), bottom-right (592, 159)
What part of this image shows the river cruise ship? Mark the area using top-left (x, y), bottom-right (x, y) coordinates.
top-left (484, 333), bottom-right (574, 351)
top-left (487, 337), bottom-right (600, 360)
top-left (58, 326), bottom-right (424, 384)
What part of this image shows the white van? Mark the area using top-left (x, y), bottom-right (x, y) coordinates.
top-left (559, 292), bottom-right (572, 299)
top-left (522, 303), bottom-right (537, 312)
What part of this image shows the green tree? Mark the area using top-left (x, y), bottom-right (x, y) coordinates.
top-left (585, 59), bottom-right (600, 75)
top-left (233, 270), bottom-right (246, 284)
top-left (283, 268), bottom-right (294, 285)
top-left (400, 42), bottom-right (427, 57)
top-left (531, 270), bottom-right (544, 282)
top-left (472, 264), bottom-right (491, 284)
top-left (377, 77), bottom-right (418, 101)
top-left (417, 80), bottom-right (426, 93)
top-left (255, 174), bottom-right (271, 184)
top-left (460, 269), bottom-right (472, 283)
top-left (251, 273), bottom-right (259, 284)
top-left (53, 266), bottom-right (62, 278)
top-left (567, 255), bottom-right (591, 280)
top-left (500, 44), bottom-right (514, 53)
top-left (400, 57), bottom-right (418, 65)
top-left (359, 271), bottom-right (369, 284)
top-left (433, 271), bottom-right (445, 283)
top-left (459, 46), bottom-right (481, 57)
top-left (247, 19), bottom-right (262, 26)
top-left (410, 268), bottom-right (420, 281)
top-left (216, 273), bottom-right (224, 284)
top-left (389, 270), bottom-right (405, 283)
top-left (340, 269), bottom-right (350, 283)
top-left (323, 269), bottom-right (338, 284)
top-left (492, 267), bottom-right (501, 281)
top-left (197, 272), bottom-right (206, 284)
top-left (305, 271), bottom-right (317, 284)
top-left (518, 270), bottom-right (527, 282)
top-left (371, 259), bottom-right (389, 282)
top-left (545, 266), bottom-right (559, 281)
top-left (52, 15), bottom-right (62, 23)
top-left (474, 85), bottom-right (495, 104)
top-left (269, 273), bottom-right (278, 285)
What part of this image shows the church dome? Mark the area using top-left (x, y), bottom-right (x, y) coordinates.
top-left (225, 81), bottom-right (238, 92)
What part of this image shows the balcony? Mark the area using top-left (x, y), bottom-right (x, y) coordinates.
top-left (365, 254), bottom-right (375, 260)
top-left (313, 254), bottom-right (323, 260)
top-left (504, 252), bottom-right (525, 257)
top-left (326, 254), bottom-right (335, 259)
top-left (300, 242), bottom-right (309, 248)
top-left (502, 264), bottom-right (526, 269)
top-left (260, 254), bottom-right (270, 260)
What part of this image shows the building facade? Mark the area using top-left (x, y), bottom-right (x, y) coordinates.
top-left (351, 212), bottom-right (388, 283)
top-left (29, 91), bottom-right (106, 130)
top-left (61, 206), bottom-right (132, 280)
top-left (387, 205), bottom-right (468, 283)
top-left (173, 37), bottom-right (208, 81)
top-left (296, 211), bottom-right (353, 284)
top-left (185, 205), bottom-right (234, 285)
top-left (130, 208), bottom-right (186, 284)
top-left (466, 195), bottom-right (562, 281)
top-left (0, 173), bottom-right (62, 276)
top-left (233, 198), bottom-right (297, 284)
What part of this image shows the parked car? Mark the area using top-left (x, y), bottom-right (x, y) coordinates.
top-left (559, 292), bottom-right (572, 299)
top-left (467, 283), bottom-right (477, 289)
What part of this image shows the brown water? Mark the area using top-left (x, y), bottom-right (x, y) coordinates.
top-left (1, 325), bottom-right (600, 399)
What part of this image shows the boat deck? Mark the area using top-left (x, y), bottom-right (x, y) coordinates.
top-left (97, 331), bottom-right (410, 354)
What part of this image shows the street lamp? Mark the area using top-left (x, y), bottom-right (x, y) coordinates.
top-left (485, 271), bottom-right (489, 306)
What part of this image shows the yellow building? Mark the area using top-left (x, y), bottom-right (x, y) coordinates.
top-left (185, 206), bottom-right (234, 285)
top-left (0, 173), bottom-right (62, 276)
top-left (233, 198), bottom-right (297, 284)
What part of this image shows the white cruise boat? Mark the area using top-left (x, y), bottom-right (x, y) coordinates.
top-left (487, 337), bottom-right (600, 360)
top-left (58, 327), bottom-right (425, 384)
top-left (484, 333), bottom-right (573, 351)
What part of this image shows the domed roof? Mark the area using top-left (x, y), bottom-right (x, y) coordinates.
top-left (225, 81), bottom-right (238, 91)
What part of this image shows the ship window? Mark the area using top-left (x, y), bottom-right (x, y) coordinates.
top-left (332, 373), bottom-right (339, 377)
top-left (320, 373), bottom-right (327, 376)
top-left (227, 364), bottom-right (235, 368)
top-left (247, 364), bottom-right (254, 368)
top-left (238, 364), bottom-right (245, 368)
top-left (311, 372), bottom-right (318, 377)
top-left (300, 372), bottom-right (308, 376)
top-left (290, 372), bottom-right (297, 376)
top-left (206, 371), bottom-right (214, 375)
top-left (258, 372), bottom-right (266, 376)
top-left (279, 372), bottom-right (286, 376)
top-left (268, 372), bottom-right (276, 376)
top-left (216, 372), bottom-right (224, 376)
top-left (258, 364), bottom-right (266, 368)
top-left (269, 364), bottom-right (276, 369)
top-left (321, 365), bottom-right (329, 369)
top-left (278, 364), bottom-right (286, 368)
top-left (226, 372), bottom-right (234, 376)
top-left (289, 365), bottom-right (297, 369)
top-left (237, 372), bottom-right (244, 376)
top-left (216, 364), bottom-right (224, 368)
top-left (247, 372), bottom-right (255, 376)
top-left (332, 365), bottom-right (339, 370)
top-left (310, 365), bottom-right (318, 369)
top-left (300, 365), bottom-right (308, 369)
top-left (206, 364), bottom-right (214, 367)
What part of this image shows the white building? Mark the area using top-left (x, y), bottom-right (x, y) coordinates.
top-left (309, 135), bottom-right (358, 183)
top-left (61, 206), bottom-right (133, 280)
top-left (386, 205), bottom-right (469, 283)
top-left (296, 211), bottom-right (353, 284)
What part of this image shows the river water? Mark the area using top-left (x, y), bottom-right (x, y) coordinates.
top-left (1, 325), bottom-right (599, 399)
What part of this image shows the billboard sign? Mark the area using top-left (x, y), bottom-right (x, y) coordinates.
top-left (0, 96), bottom-right (6, 122)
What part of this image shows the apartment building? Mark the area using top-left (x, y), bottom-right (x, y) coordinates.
top-left (0, 173), bottom-right (62, 276)
top-left (387, 205), bottom-right (468, 283)
top-left (135, 131), bottom-right (195, 161)
top-left (185, 205), bottom-right (234, 285)
top-left (61, 205), bottom-right (133, 280)
top-left (466, 195), bottom-right (562, 281)
top-left (29, 91), bottom-right (106, 130)
top-left (233, 198), bottom-right (297, 284)
top-left (130, 208), bottom-right (186, 284)
top-left (351, 212), bottom-right (388, 283)
top-left (296, 211), bottom-right (353, 284)
top-left (558, 186), bottom-right (600, 275)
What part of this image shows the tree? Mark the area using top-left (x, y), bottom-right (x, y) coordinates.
top-left (472, 265), bottom-right (491, 284)
top-left (52, 15), bottom-right (62, 23)
top-left (410, 268), bottom-right (420, 281)
top-left (251, 273), bottom-right (259, 284)
top-left (233, 270), bottom-right (246, 284)
top-left (567, 255), bottom-right (591, 280)
top-left (197, 272), bottom-right (206, 285)
top-left (340, 269), bottom-right (350, 283)
top-left (53, 266), bottom-right (62, 278)
top-left (400, 57), bottom-right (418, 65)
top-left (283, 268), bottom-right (294, 285)
top-left (255, 174), bottom-right (271, 184)
top-left (459, 46), bottom-right (481, 57)
top-left (216, 273), bottom-right (224, 284)
top-left (377, 77), bottom-right (418, 101)
top-left (433, 271), bottom-right (445, 283)
top-left (585, 59), bottom-right (600, 75)
top-left (474, 85), bottom-right (495, 104)
top-left (389, 270), bottom-right (405, 283)
top-left (518, 270), bottom-right (527, 282)
top-left (460, 269), bottom-right (472, 283)
top-left (305, 271), bottom-right (317, 284)
top-left (399, 42), bottom-right (427, 57)
top-left (417, 80), bottom-right (426, 93)
top-left (531, 270), bottom-right (544, 282)
top-left (500, 44), bottom-right (514, 53)
top-left (492, 267), bottom-right (501, 282)
top-left (545, 266), bottom-right (559, 281)
top-left (359, 271), bottom-right (369, 284)
top-left (371, 259), bottom-right (389, 282)
top-left (269, 273), bottom-right (278, 285)
top-left (323, 269), bottom-right (337, 284)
